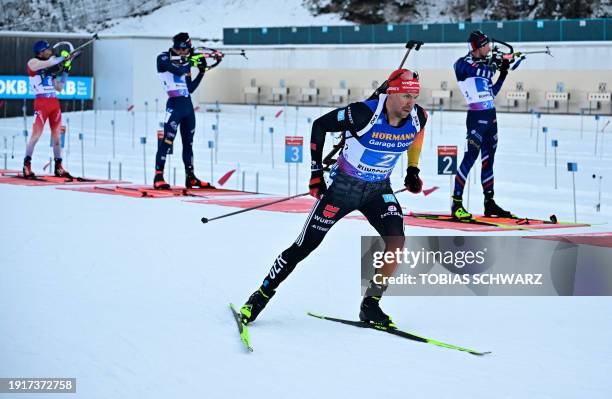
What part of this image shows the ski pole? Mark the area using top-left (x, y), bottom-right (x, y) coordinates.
top-left (201, 192), bottom-right (309, 224)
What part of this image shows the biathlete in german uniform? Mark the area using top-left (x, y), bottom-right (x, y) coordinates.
top-left (238, 69), bottom-right (428, 329)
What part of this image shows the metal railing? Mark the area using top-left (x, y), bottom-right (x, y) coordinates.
top-left (224, 18), bottom-right (612, 46)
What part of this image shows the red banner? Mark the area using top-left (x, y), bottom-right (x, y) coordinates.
top-left (437, 145), bottom-right (457, 156)
top-left (285, 136), bottom-right (304, 146)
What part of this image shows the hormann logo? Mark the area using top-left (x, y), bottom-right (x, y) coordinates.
top-left (371, 132), bottom-right (416, 141)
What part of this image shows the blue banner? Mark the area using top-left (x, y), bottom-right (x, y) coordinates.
top-left (0, 75), bottom-right (94, 100)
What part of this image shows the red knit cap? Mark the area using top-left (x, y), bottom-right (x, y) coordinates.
top-left (387, 68), bottom-right (420, 95)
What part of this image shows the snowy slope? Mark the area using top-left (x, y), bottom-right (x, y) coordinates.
top-left (101, 0), bottom-right (352, 39)
top-left (97, 0), bottom-right (612, 39)
top-left (4, 0), bottom-right (611, 34)
top-left (1, 105), bottom-right (612, 398)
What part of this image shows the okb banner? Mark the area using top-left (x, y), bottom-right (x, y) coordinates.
top-left (0, 75), bottom-right (94, 100)
top-left (361, 235), bottom-right (612, 296)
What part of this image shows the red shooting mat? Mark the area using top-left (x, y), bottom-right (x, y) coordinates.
top-left (527, 232), bottom-right (612, 248)
top-left (0, 169), bottom-right (126, 186)
top-left (58, 185), bottom-right (252, 198)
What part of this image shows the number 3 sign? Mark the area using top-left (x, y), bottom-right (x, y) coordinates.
top-left (284, 136), bottom-right (304, 163)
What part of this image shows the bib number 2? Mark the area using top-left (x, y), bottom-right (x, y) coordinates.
top-left (375, 153), bottom-right (400, 168)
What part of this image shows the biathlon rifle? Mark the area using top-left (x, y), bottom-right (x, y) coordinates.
top-left (50, 33), bottom-right (99, 72)
top-left (322, 40), bottom-right (424, 170)
top-left (185, 45), bottom-right (248, 71)
top-left (490, 38), bottom-right (552, 71)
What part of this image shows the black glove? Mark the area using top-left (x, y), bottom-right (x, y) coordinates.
top-left (404, 166), bottom-right (422, 194)
top-left (499, 58), bottom-right (510, 73)
top-left (197, 56), bottom-right (207, 73)
top-left (309, 170), bottom-right (327, 199)
top-left (490, 53), bottom-right (500, 66)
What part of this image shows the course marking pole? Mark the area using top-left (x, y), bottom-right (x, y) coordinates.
top-left (567, 162), bottom-right (578, 223)
top-left (141, 137), bottom-right (147, 184)
top-left (552, 139), bottom-right (558, 189)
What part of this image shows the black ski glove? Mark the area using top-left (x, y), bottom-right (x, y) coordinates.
top-left (309, 170), bottom-right (326, 199)
top-left (499, 58), bottom-right (510, 74)
top-left (197, 56), bottom-right (208, 73)
top-left (404, 166), bottom-right (422, 194)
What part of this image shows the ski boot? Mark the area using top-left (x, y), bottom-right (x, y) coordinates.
top-left (359, 296), bottom-right (396, 329)
top-left (153, 170), bottom-right (171, 190)
top-left (240, 287), bottom-right (276, 325)
top-left (22, 156), bottom-right (35, 179)
top-left (185, 170), bottom-right (213, 189)
top-left (54, 158), bottom-right (73, 178)
top-left (360, 281), bottom-right (395, 329)
top-left (484, 198), bottom-right (513, 218)
top-left (451, 195), bottom-right (472, 221)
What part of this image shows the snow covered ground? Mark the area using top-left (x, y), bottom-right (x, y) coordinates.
top-left (101, 0), bottom-right (352, 39)
top-left (1, 104), bottom-right (612, 398)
